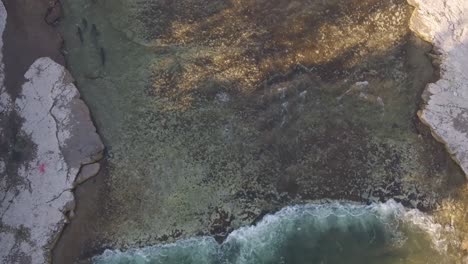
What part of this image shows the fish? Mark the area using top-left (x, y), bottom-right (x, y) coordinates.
top-left (81, 18), bottom-right (88, 31)
top-left (100, 47), bottom-right (106, 66)
top-left (76, 26), bottom-right (83, 43)
top-left (91, 24), bottom-right (99, 38)
top-left (91, 24), bottom-right (100, 46)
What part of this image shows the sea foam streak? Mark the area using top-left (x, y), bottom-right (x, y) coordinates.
top-left (94, 200), bottom-right (451, 264)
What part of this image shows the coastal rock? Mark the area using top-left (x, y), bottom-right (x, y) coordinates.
top-left (409, 0), bottom-right (468, 177)
top-left (0, 3), bottom-right (9, 113)
top-left (0, 47), bottom-right (103, 264)
top-left (74, 162), bottom-right (101, 186)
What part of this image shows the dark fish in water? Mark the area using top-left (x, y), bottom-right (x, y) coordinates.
top-left (91, 24), bottom-right (100, 46)
top-left (81, 18), bottom-right (88, 31)
top-left (91, 24), bottom-right (99, 38)
top-left (100, 47), bottom-right (106, 66)
top-left (76, 26), bottom-right (83, 43)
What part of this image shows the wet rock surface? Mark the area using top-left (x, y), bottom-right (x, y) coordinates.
top-left (54, 1), bottom-right (467, 261)
top-left (75, 163), bottom-right (101, 187)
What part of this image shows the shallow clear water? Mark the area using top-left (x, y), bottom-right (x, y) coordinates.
top-left (55, 0), bottom-right (467, 263)
top-left (93, 201), bottom-right (453, 264)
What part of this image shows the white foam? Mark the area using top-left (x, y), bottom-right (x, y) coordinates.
top-left (96, 237), bottom-right (219, 263)
top-left (223, 200), bottom-right (447, 263)
top-left (95, 200), bottom-right (450, 264)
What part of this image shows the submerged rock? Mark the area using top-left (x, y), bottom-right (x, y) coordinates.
top-left (75, 163), bottom-right (101, 186)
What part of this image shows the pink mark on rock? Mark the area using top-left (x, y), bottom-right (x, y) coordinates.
top-left (39, 163), bottom-right (46, 174)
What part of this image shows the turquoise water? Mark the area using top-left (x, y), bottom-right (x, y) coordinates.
top-left (93, 201), bottom-right (452, 264)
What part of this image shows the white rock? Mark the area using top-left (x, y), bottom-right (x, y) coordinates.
top-left (0, 6), bottom-right (103, 263)
top-left (409, 0), bottom-right (468, 177)
top-left (0, 2), bottom-right (10, 114)
top-left (0, 57), bottom-right (103, 264)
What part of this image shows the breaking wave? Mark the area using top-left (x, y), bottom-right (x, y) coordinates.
top-left (94, 200), bottom-right (453, 264)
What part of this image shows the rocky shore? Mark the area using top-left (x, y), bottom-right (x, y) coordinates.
top-left (0, 1), bottom-right (103, 263)
top-left (409, 0), bottom-right (468, 177)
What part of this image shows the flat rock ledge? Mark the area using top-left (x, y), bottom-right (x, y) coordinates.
top-left (409, 0), bottom-right (468, 178)
top-left (0, 3), bottom-right (104, 263)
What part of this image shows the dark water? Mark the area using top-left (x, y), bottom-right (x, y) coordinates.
top-left (93, 201), bottom-right (452, 264)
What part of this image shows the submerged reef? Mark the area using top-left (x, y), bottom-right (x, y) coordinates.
top-left (0, 0), bottom-right (466, 263)
top-left (53, 0), bottom-right (467, 262)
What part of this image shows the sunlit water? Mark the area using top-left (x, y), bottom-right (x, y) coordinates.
top-left (93, 200), bottom-right (454, 264)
